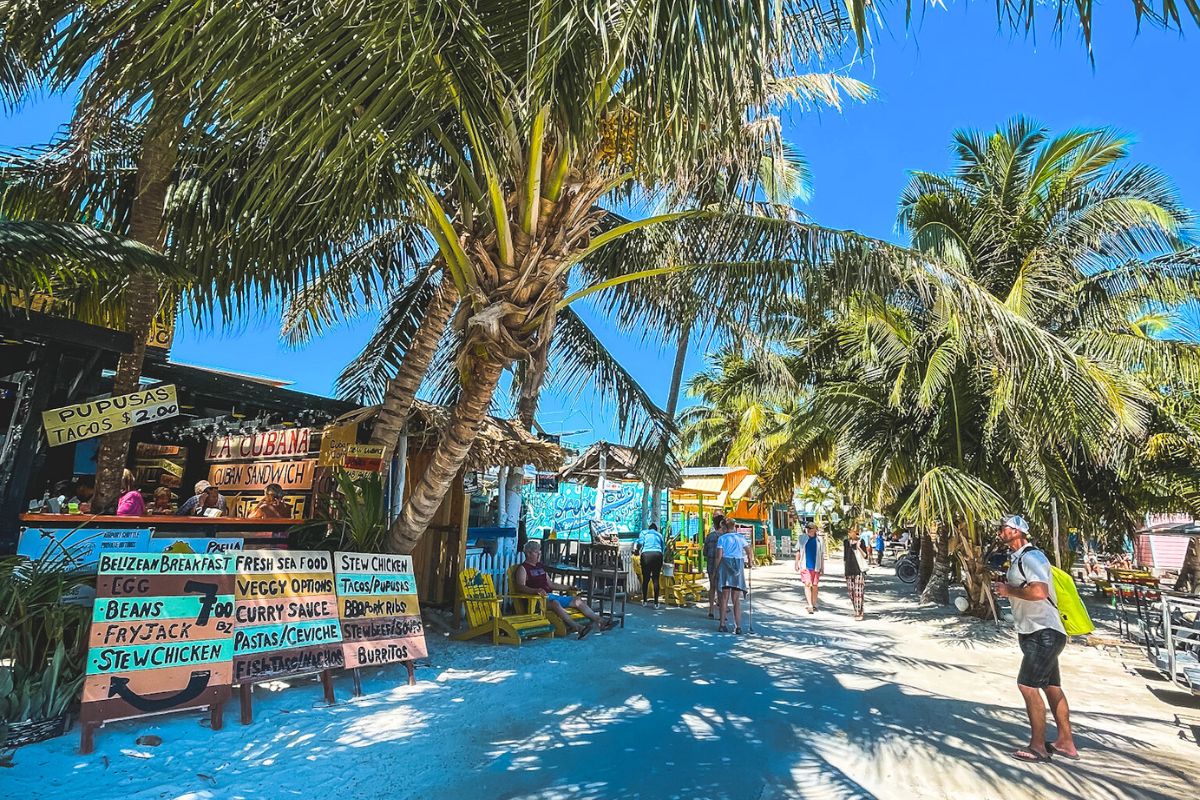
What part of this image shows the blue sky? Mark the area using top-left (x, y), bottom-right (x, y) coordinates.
top-left (3, 4), bottom-right (1198, 448)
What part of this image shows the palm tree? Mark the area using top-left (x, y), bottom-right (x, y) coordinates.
top-left (9, 2), bottom-right (1195, 546)
top-left (763, 120), bottom-right (1200, 615)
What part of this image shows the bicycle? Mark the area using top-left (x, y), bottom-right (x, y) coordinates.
top-left (895, 553), bottom-right (920, 584)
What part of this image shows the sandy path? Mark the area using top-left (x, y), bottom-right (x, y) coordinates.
top-left (5, 558), bottom-right (1197, 799)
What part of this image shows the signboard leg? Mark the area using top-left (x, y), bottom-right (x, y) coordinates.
top-left (351, 668), bottom-right (363, 698)
top-left (211, 702), bottom-right (224, 731)
top-left (320, 669), bottom-right (336, 705)
top-left (79, 721), bottom-right (97, 755)
top-left (239, 684), bottom-right (253, 725)
top-left (405, 660), bottom-right (416, 687)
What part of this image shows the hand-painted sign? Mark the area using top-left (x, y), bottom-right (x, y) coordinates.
top-left (82, 552), bottom-right (234, 727)
top-left (334, 552), bottom-right (427, 668)
top-left (316, 422), bottom-right (358, 467)
top-left (17, 527), bottom-right (153, 572)
top-left (42, 385), bottom-right (179, 447)
top-left (227, 493), bottom-right (308, 520)
top-left (206, 428), bottom-right (313, 462)
top-left (340, 444), bottom-right (386, 477)
top-left (535, 473), bottom-right (559, 493)
top-left (232, 550), bottom-right (344, 684)
top-left (152, 537), bottom-right (244, 555)
top-left (208, 458), bottom-right (316, 492)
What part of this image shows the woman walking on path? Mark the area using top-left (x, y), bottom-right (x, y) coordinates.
top-left (794, 522), bottom-right (826, 613)
top-left (704, 513), bottom-right (726, 619)
top-left (844, 530), bottom-right (869, 620)
top-left (714, 520), bottom-right (752, 633)
top-left (635, 523), bottom-right (666, 608)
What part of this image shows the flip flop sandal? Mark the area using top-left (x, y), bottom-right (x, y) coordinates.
top-left (1046, 744), bottom-right (1080, 761)
top-left (717, 624), bottom-right (729, 633)
top-left (734, 627), bottom-right (744, 635)
top-left (576, 622), bottom-right (594, 640)
top-left (1011, 749), bottom-right (1051, 763)
top-left (707, 612), bottom-right (715, 619)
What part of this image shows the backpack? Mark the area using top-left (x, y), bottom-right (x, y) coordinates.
top-left (1015, 548), bottom-right (1095, 637)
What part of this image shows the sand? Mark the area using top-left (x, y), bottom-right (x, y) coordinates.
top-left (4, 556), bottom-right (1197, 799)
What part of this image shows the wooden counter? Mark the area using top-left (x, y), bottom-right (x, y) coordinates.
top-left (20, 513), bottom-right (295, 527)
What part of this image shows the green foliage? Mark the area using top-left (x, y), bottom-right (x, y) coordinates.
top-left (0, 557), bottom-right (90, 739)
top-left (290, 472), bottom-right (388, 553)
top-left (684, 119), bottom-right (1200, 555)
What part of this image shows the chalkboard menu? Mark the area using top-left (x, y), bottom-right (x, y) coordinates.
top-left (334, 552), bottom-right (427, 668)
top-left (232, 550), bottom-right (344, 683)
top-left (81, 553), bottom-right (234, 735)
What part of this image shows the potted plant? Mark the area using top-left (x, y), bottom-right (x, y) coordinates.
top-left (0, 557), bottom-right (90, 748)
top-left (662, 534), bottom-right (678, 577)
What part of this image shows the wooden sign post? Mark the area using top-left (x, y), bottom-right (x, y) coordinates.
top-left (80, 552), bottom-right (235, 753)
top-left (333, 552), bottom-right (427, 694)
top-left (232, 550), bottom-right (344, 723)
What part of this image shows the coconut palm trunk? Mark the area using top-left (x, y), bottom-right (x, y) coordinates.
top-left (921, 524), bottom-right (951, 605)
top-left (917, 526), bottom-right (936, 591)
top-left (501, 308), bottom-right (561, 531)
top-left (953, 524), bottom-right (996, 619)
top-left (369, 278), bottom-right (460, 463)
top-left (650, 323), bottom-right (691, 526)
top-left (1175, 536), bottom-right (1200, 593)
top-left (386, 353), bottom-right (507, 553)
top-left (91, 119), bottom-right (179, 510)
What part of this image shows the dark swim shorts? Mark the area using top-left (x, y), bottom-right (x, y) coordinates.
top-left (1017, 628), bottom-right (1067, 688)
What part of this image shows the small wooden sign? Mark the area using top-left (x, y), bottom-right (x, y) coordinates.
top-left (80, 552), bottom-right (234, 753)
top-left (42, 385), bottom-right (179, 447)
top-left (208, 458), bottom-right (316, 492)
top-left (334, 552), bottom-right (427, 671)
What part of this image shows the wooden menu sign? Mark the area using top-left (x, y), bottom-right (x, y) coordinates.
top-left (80, 552), bottom-right (234, 753)
top-left (334, 552), bottom-right (427, 676)
top-left (231, 550), bottom-right (344, 684)
top-left (208, 458), bottom-right (316, 492)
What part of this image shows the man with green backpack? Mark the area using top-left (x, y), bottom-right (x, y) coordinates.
top-left (992, 514), bottom-right (1083, 764)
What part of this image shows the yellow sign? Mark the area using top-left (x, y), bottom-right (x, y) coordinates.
top-left (317, 422), bottom-right (358, 467)
top-left (42, 385), bottom-right (180, 447)
top-left (147, 305), bottom-right (176, 350)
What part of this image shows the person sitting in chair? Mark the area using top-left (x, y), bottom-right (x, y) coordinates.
top-left (513, 540), bottom-right (613, 639)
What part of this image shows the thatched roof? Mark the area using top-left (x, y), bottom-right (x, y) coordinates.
top-left (334, 401), bottom-right (564, 471)
top-left (559, 441), bottom-right (680, 487)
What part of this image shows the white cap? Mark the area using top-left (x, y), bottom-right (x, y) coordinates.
top-left (195, 480), bottom-right (213, 494)
top-left (1002, 514), bottom-right (1030, 534)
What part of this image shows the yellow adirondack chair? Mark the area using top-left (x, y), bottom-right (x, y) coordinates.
top-left (452, 568), bottom-right (556, 646)
top-left (506, 564), bottom-right (587, 637)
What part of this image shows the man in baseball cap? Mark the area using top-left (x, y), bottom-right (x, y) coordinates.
top-left (992, 513), bottom-right (1078, 763)
top-left (176, 479), bottom-right (227, 517)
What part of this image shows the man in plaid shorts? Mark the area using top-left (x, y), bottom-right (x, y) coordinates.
top-left (992, 514), bottom-right (1079, 763)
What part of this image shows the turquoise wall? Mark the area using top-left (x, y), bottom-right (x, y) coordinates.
top-left (523, 482), bottom-right (665, 539)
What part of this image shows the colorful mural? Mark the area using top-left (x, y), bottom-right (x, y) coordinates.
top-left (523, 481), bottom-right (665, 539)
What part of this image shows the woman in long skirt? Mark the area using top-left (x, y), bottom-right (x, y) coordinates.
top-left (843, 531), bottom-right (868, 621)
top-left (714, 521), bottom-right (752, 633)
